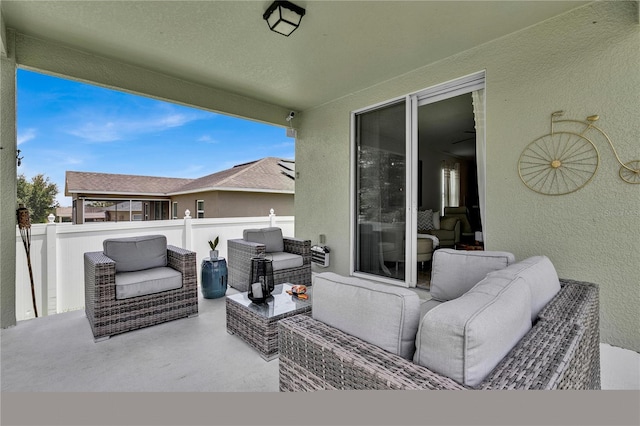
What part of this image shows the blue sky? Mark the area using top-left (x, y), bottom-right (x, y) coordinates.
top-left (17, 69), bottom-right (295, 207)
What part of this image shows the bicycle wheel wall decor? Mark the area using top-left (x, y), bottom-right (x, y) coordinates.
top-left (620, 160), bottom-right (640, 184)
top-left (519, 132), bottom-right (599, 195)
top-left (518, 111), bottom-right (640, 195)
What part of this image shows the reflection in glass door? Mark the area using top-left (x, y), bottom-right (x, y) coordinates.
top-left (354, 101), bottom-right (407, 281)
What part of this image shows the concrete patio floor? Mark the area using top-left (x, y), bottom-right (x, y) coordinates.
top-left (1, 286), bottom-right (639, 426)
top-left (1, 286), bottom-right (638, 392)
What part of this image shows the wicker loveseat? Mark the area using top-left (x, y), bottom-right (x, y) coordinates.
top-left (279, 252), bottom-right (600, 391)
top-left (84, 235), bottom-right (198, 341)
top-left (227, 227), bottom-right (311, 292)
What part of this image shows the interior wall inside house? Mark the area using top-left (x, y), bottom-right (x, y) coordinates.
top-left (296, 1), bottom-right (640, 351)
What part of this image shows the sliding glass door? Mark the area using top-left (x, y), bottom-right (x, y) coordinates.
top-left (352, 72), bottom-right (485, 287)
top-left (353, 100), bottom-right (407, 281)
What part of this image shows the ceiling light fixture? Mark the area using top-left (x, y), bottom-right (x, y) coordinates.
top-left (263, 1), bottom-right (306, 37)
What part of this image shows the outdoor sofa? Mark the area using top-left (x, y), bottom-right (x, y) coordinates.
top-left (279, 250), bottom-right (600, 390)
top-left (84, 235), bottom-right (198, 341)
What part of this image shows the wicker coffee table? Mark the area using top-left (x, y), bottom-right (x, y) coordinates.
top-left (226, 283), bottom-right (312, 361)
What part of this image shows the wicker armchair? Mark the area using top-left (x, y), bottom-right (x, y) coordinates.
top-left (228, 228), bottom-right (311, 292)
top-left (84, 236), bottom-right (197, 341)
top-left (279, 279), bottom-right (600, 391)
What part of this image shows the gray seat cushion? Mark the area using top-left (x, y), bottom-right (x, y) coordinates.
top-left (268, 252), bottom-right (303, 271)
top-left (115, 266), bottom-right (182, 300)
top-left (312, 272), bottom-right (421, 360)
top-left (414, 273), bottom-right (532, 387)
top-left (488, 256), bottom-right (560, 322)
top-left (103, 235), bottom-right (167, 273)
top-left (430, 249), bottom-right (516, 302)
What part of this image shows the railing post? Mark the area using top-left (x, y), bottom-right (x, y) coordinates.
top-left (44, 217), bottom-right (57, 317)
top-left (269, 208), bottom-right (276, 227)
top-left (184, 209), bottom-right (192, 250)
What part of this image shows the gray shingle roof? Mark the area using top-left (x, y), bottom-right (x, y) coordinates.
top-left (65, 172), bottom-right (193, 196)
top-left (172, 157), bottom-right (294, 194)
top-left (65, 157), bottom-right (294, 196)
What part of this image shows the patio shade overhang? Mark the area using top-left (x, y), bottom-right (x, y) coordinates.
top-left (0, 1), bottom-right (590, 114)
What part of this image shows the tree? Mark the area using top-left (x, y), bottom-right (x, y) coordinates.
top-left (17, 174), bottom-right (59, 224)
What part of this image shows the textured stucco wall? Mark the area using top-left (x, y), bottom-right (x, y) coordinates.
top-left (296, 1), bottom-right (640, 351)
top-left (1, 29), bottom-right (17, 328)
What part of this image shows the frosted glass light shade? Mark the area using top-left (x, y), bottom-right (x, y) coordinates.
top-left (263, 1), bottom-right (306, 37)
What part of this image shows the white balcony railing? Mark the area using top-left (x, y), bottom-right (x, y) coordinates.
top-left (14, 212), bottom-right (294, 321)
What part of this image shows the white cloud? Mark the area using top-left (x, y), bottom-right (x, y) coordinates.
top-left (68, 122), bottom-right (120, 142)
top-left (67, 111), bottom-right (206, 142)
top-left (17, 128), bottom-right (37, 145)
top-left (155, 114), bottom-right (193, 128)
top-left (197, 135), bottom-right (219, 144)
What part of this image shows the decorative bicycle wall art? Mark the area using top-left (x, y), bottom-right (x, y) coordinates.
top-left (518, 111), bottom-right (640, 195)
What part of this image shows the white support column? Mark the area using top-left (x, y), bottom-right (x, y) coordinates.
top-left (0, 28), bottom-right (17, 328)
top-left (183, 210), bottom-right (192, 250)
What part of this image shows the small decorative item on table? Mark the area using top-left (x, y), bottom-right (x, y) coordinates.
top-left (248, 257), bottom-right (275, 304)
top-left (286, 285), bottom-right (309, 300)
top-left (208, 236), bottom-right (220, 260)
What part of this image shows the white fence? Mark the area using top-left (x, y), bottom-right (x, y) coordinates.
top-left (15, 213), bottom-right (294, 321)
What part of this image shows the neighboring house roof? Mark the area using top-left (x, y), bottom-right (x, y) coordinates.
top-left (170, 157), bottom-right (294, 195)
top-left (65, 157), bottom-right (294, 197)
top-left (55, 206), bottom-right (72, 218)
top-left (65, 172), bottom-right (192, 197)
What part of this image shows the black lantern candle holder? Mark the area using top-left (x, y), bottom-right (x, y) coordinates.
top-left (248, 257), bottom-right (275, 304)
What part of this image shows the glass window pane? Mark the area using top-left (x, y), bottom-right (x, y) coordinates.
top-left (355, 101), bottom-right (406, 280)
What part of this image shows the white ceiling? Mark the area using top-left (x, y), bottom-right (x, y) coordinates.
top-left (2, 1), bottom-right (589, 112)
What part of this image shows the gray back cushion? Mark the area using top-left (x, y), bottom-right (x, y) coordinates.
top-left (243, 228), bottom-right (264, 244)
top-left (243, 227), bottom-right (284, 253)
top-left (312, 272), bottom-right (421, 360)
top-left (414, 273), bottom-right (532, 387)
top-left (488, 256), bottom-right (560, 322)
top-left (430, 249), bottom-right (516, 302)
top-left (103, 235), bottom-right (167, 273)
top-left (261, 227), bottom-right (284, 252)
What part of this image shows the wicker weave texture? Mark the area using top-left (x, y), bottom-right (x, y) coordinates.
top-left (84, 245), bottom-right (198, 340)
top-left (278, 279), bottom-right (600, 391)
top-left (227, 236), bottom-right (311, 292)
top-left (226, 296), bottom-right (311, 361)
